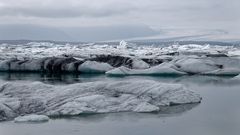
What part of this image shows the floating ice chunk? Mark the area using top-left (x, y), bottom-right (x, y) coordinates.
top-left (0, 102), bottom-right (18, 121)
top-left (227, 50), bottom-right (240, 56)
top-left (106, 63), bottom-right (186, 76)
top-left (174, 58), bottom-right (219, 74)
top-left (118, 40), bottom-right (128, 49)
top-left (14, 114), bottom-right (49, 123)
top-left (202, 68), bottom-right (240, 76)
top-left (106, 66), bottom-right (132, 75)
top-left (0, 57), bottom-right (79, 72)
top-left (133, 102), bottom-right (159, 113)
top-left (232, 74), bottom-right (240, 80)
top-left (0, 80), bottom-right (201, 121)
top-left (131, 58), bottom-right (150, 69)
top-left (78, 61), bottom-right (113, 73)
top-left (1, 55), bottom-right (239, 76)
top-left (0, 60), bottom-right (9, 71)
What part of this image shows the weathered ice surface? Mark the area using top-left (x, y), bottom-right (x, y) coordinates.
top-left (78, 61), bottom-right (113, 73)
top-left (0, 57), bottom-right (80, 73)
top-left (106, 63), bottom-right (186, 76)
top-left (0, 80), bottom-right (201, 121)
top-left (0, 56), bottom-right (240, 76)
top-left (106, 57), bottom-right (240, 76)
top-left (14, 114), bottom-right (49, 123)
top-left (0, 41), bottom-right (240, 76)
top-left (89, 55), bottom-right (152, 69)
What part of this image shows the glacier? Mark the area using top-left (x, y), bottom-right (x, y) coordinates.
top-left (0, 80), bottom-right (201, 121)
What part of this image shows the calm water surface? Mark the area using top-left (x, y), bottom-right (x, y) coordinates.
top-left (0, 73), bottom-right (239, 135)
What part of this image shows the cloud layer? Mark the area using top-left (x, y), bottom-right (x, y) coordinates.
top-left (0, 0), bottom-right (139, 18)
top-left (0, 0), bottom-right (239, 41)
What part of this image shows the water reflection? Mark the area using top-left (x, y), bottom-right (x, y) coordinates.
top-left (52, 104), bottom-right (199, 122)
top-left (0, 72), bottom-right (107, 84)
top-left (0, 72), bottom-right (239, 86)
top-left (0, 73), bottom-right (240, 135)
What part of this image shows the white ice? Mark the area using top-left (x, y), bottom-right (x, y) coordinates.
top-left (14, 114), bottom-right (49, 123)
top-left (0, 41), bottom-right (240, 76)
top-left (0, 80), bottom-right (201, 121)
top-left (78, 61), bottom-right (113, 73)
top-left (131, 58), bottom-right (150, 69)
top-left (0, 41), bottom-right (239, 60)
top-left (106, 57), bottom-right (240, 76)
top-left (106, 63), bottom-right (186, 76)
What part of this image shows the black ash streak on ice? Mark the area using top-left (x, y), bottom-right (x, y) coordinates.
top-left (1, 41), bottom-right (240, 121)
top-left (0, 41), bottom-right (240, 75)
top-left (0, 80), bottom-right (201, 121)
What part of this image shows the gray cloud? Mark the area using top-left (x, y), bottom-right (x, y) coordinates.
top-left (0, 0), bottom-right (239, 41)
top-left (0, 0), bottom-right (239, 23)
top-left (0, 0), bottom-right (136, 18)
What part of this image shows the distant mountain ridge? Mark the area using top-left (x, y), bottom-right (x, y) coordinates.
top-left (0, 24), bottom-right (158, 42)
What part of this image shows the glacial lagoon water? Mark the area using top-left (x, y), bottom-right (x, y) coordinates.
top-left (0, 73), bottom-right (240, 135)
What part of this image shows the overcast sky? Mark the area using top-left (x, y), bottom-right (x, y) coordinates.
top-left (0, 0), bottom-right (239, 41)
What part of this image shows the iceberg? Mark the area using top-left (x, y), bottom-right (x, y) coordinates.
top-left (172, 57), bottom-right (240, 75)
top-left (232, 74), bottom-right (240, 80)
top-left (1, 56), bottom-right (239, 76)
top-left (89, 55), bottom-right (150, 69)
top-left (118, 40), bottom-right (128, 49)
top-left (78, 61), bottom-right (113, 73)
top-left (202, 68), bottom-right (240, 76)
top-left (131, 58), bottom-right (150, 69)
top-left (1, 42), bottom-right (240, 76)
top-left (0, 57), bottom-right (79, 73)
top-left (106, 63), bottom-right (186, 76)
top-left (14, 114), bottom-right (49, 123)
top-left (0, 80), bottom-right (201, 121)
top-left (0, 42), bottom-right (238, 61)
top-left (173, 58), bottom-right (220, 74)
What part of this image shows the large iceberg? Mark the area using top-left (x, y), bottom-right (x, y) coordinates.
top-left (0, 80), bottom-right (201, 121)
top-left (173, 58), bottom-right (220, 74)
top-left (106, 57), bottom-right (240, 76)
top-left (172, 57), bottom-right (240, 75)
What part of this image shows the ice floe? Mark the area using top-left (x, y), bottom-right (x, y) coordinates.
top-left (106, 63), bottom-right (186, 76)
top-left (14, 114), bottom-right (49, 123)
top-left (173, 58), bottom-right (221, 74)
top-left (78, 61), bottom-right (113, 73)
top-left (131, 58), bottom-right (150, 69)
top-left (0, 80), bottom-right (201, 121)
top-left (118, 40), bottom-right (128, 49)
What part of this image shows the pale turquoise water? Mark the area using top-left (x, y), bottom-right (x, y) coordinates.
top-left (0, 73), bottom-right (240, 135)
